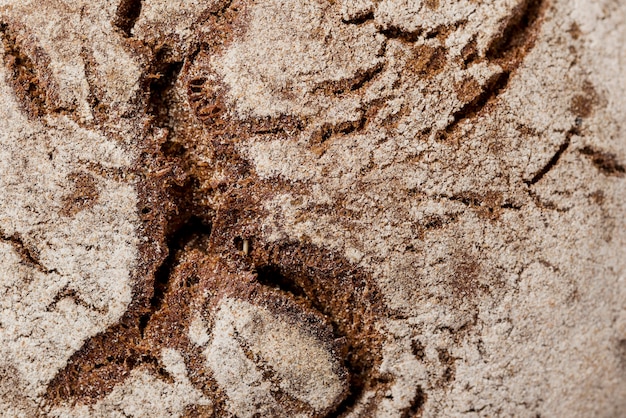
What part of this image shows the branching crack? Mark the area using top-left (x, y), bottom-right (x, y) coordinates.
top-left (438, 0), bottom-right (546, 139)
top-left (0, 229), bottom-right (57, 274)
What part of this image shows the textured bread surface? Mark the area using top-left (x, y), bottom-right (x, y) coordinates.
top-left (0, 0), bottom-right (625, 417)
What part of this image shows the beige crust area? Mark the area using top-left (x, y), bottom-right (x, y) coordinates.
top-left (0, 0), bottom-right (143, 412)
top-left (0, 0), bottom-right (624, 417)
top-left (224, 0), bottom-right (626, 416)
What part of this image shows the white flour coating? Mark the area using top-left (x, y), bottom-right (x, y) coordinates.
top-left (0, 0), bottom-right (624, 416)
top-left (0, 0), bottom-right (141, 412)
top-left (225, 0), bottom-right (626, 416)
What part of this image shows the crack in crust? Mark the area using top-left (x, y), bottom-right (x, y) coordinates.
top-left (0, 21), bottom-right (52, 118)
top-left (0, 228), bottom-right (58, 275)
top-left (42, 0), bottom-right (554, 416)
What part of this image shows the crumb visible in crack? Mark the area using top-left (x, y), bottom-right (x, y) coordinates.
top-left (0, 22), bottom-right (49, 117)
top-left (114, 0), bottom-right (143, 37)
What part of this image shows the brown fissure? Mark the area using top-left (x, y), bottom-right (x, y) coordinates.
top-left (438, 0), bottom-right (547, 139)
top-left (526, 127), bottom-right (578, 186)
top-left (0, 22), bottom-right (48, 118)
top-left (40, 0), bottom-right (556, 415)
top-left (114, 0), bottom-right (143, 37)
top-left (0, 229), bottom-right (58, 275)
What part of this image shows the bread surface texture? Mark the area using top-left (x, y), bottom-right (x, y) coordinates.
top-left (0, 0), bottom-right (625, 416)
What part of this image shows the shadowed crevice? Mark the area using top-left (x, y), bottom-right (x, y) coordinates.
top-left (579, 146), bottom-right (625, 177)
top-left (250, 242), bottom-right (390, 418)
top-left (438, 0), bottom-right (547, 139)
top-left (114, 0), bottom-right (143, 37)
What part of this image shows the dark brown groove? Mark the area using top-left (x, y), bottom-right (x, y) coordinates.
top-left (139, 216), bottom-right (212, 336)
top-left (313, 62), bottom-right (384, 96)
top-left (250, 242), bottom-right (389, 418)
top-left (579, 146), bottom-right (625, 177)
top-left (486, 0), bottom-right (546, 62)
top-left (114, 0), bottom-right (143, 37)
top-left (440, 71), bottom-right (510, 138)
top-left (379, 25), bottom-right (424, 43)
top-left (0, 22), bottom-right (48, 117)
top-left (438, 0), bottom-right (547, 139)
top-left (526, 128), bottom-right (577, 186)
top-left (0, 229), bottom-right (57, 274)
top-left (342, 11), bottom-right (375, 26)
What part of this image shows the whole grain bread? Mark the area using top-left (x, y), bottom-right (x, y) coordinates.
top-left (0, 0), bottom-right (625, 417)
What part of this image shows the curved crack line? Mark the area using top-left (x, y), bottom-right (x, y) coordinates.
top-left (0, 229), bottom-right (58, 275)
top-left (438, 0), bottom-right (548, 139)
top-left (525, 126), bottom-right (578, 186)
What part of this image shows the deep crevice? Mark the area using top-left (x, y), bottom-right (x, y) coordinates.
top-left (379, 26), bottom-right (424, 43)
top-left (314, 62), bottom-right (384, 96)
top-left (147, 47), bottom-right (184, 128)
top-left (342, 11), bottom-right (375, 26)
top-left (114, 0), bottom-right (143, 37)
top-left (486, 0), bottom-right (545, 62)
top-left (438, 0), bottom-right (546, 139)
top-left (252, 253), bottom-right (388, 418)
top-left (139, 215), bottom-right (212, 336)
top-left (439, 70), bottom-right (510, 138)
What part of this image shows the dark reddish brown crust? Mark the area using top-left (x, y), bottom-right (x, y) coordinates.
top-left (60, 172), bottom-right (100, 217)
top-left (0, 19), bottom-right (57, 118)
